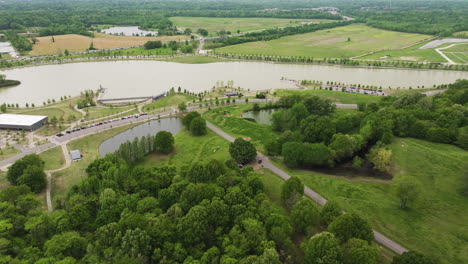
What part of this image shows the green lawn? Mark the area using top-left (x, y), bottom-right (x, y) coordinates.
top-left (275, 89), bottom-right (382, 104)
top-left (443, 43), bottom-right (468, 52)
top-left (203, 104), bottom-right (278, 152)
top-left (271, 138), bottom-right (468, 264)
top-left (162, 55), bottom-right (232, 64)
top-left (142, 94), bottom-right (197, 112)
top-left (0, 146), bottom-right (20, 162)
top-left (217, 24), bottom-right (432, 59)
top-left (138, 129), bottom-right (230, 169)
top-left (38, 146), bottom-right (66, 171)
top-left (359, 41), bottom-right (445, 63)
top-left (83, 105), bottom-right (135, 120)
top-left (170, 17), bottom-right (333, 37)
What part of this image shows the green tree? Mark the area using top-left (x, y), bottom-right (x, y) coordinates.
top-left (7, 154), bottom-right (44, 186)
top-left (281, 176), bottom-right (304, 208)
top-left (367, 145), bottom-right (393, 173)
top-left (0, 103), bottom-right (6, 113)
top-left (178, 102), bottom-right (187, 112)
top-left (343, 238), bottom-right (379, 264)
top-left (291, 198), bottom-right (320, 233)
top-left (328, 213), bottom-right (374, 244)
top-left (320, 200), bottom-right (342, 225)
top-left (395, 177), bottom-right (420, 209)
top-left (392, 251), bottom-right (435, 264)
top-left (154, 131), bottom-right (174, 154)
top-left (182, 111), bottom-right (201, 128)
top-left (197, 29), bottom-right (208, 37)
top-left (302, 232), bottom-right (342, 264)
top-left (229, 138), bottom-right (257, 164)
top-left (17, 165), bottom-right (47, 193)
top-left (301, 115), bottom-right (336, 144)
top-left (44, 232), bottom-right (87, 260)
top-left (190, 117), bottom-right (207, 136)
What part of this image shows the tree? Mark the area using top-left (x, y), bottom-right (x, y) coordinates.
top-left (178, 102), bottom-right (187, 112)
top-left (18, 165), bottom-right (47, 193)
top-left (343, 238), bottom-right (379, 264)
top-left (320, 200), bottom-right (342, 226)
top-left (392, 251), bottom-right (435, 264)
top-left (301, 115), bottom-right (336, 144)
top-left (281, 176), bottom-right (303, 207)
top-left (395, 177), bottom-right (420, 209)
top-left (7, 154), bottom-right (44, 186)
top-left (229, 138), bottom-right (257, 164)
top-left (184, 28), bottom-right (192, 35)
top-left (190, 117), bottom-right (207, 136)
top-left (44, 232), bottom-right (87, 260)
top-left (367, 145), bottom-right (393, 173)
top-left (328, 213), bottom-right (374, 244)
top-left (252, 103), bottom-right (260, 111)
top-left (291, 198), bottom-right (320, 233)
top-left (143, 40), bottom-right (162, 50)
top-left (0, 103), bottom-right (6, 113)
top-left (182, 111), bottom-right (201, 128)
top-left (197, 29), bottom-right (208, 37)
top-left (89, 42), bottom-right (95, 50)
top-left (0, 74), bottom-right (5, 82)
top-left (302, 232), bottom-right (342, 264)
top-left (154, 131), bottom-right (174, 154)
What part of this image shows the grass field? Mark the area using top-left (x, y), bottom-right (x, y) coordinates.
top-left (270, 138), bottom-right (468, 264)
top-left (83, 105), bottom-right (135, 120)
top-left (170, 17), bottom-right (333, 37)
top-left (217, 24), bottom-right (432, 59)
top-left (38, 146), bottom-right (65, 170)
top-left (29, 33), bottom-right (190, 56)
top-left (359, 41), bottom-right (445, 62)
top-left (275, 89), bottom-right (382, 104)
top-left (9, 96), bottom-right (82, 122)
top-left (142, 94), bottom-right (197, 112)
top-left (0, 146), bottom-right (20, 162)
top-left (161, 55), bottom-right (232, 64)
top-left (139, 129), bottom-right (230, 169)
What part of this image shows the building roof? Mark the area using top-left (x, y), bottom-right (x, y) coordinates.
top-left (70, 150), bottom-right (81, 160)
top-left (0, 114), bottom-right (48, 126)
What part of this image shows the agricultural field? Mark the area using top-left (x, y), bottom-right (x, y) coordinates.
top-left (170, 16), bottom-right (333, 36)
top-left (29, 33), bottom-right (190, 56)
top-left (217, 24), bottom-right (432, 59)
top-left (442, 43), bottom-right (468, 64)
top-left (359, 41), bottom-right (445, 62)
top-left (274, 89), bottom-right (383, 104)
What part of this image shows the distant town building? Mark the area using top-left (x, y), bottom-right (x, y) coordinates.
top-left (70, 150), bottom-right (82, 161)
top-left (0, 114), bottom-right (48, 131)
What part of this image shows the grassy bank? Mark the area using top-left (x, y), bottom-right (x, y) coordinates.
top-left (275, 89), bottom-right (382, 104)
top-left (217, 24), bottom-right (431, 59)
top-left (143, 94), bottom-right (198, 112)
top-left (0, 80), bottom-right (21, 88)
top-left (161, 55), bottom-right (232, 64)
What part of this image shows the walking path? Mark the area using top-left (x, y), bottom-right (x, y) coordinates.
top-left (45, 144), bottom-right (71, 211)
top-left (206, 121), bottom-right (408, 255)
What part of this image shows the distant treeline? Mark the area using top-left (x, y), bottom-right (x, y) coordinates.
top-left (4, 31), bottom-right (31, 52)
top-left (167, 10), bottom-right (342, 20)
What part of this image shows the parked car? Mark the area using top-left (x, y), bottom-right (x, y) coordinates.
top-left (56, 133), bottom-right (64, 137)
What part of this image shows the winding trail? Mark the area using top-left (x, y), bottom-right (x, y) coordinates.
top-left (206, 122), bottom-right (408, 255)
top-left (45, 144), bottom-right (71, 211)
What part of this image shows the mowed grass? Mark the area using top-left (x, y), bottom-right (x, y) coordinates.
top-left (161, 55), bottom-right (232, 64)
top-left (9, 96), bottom-right (83, 122)
top-left (138, 129), bottom-right (230, 169)
top-left (275, 89), bottom-right (382, 104)
top-left (143, 94), bottom-right (197, 112)
top-left (359, 41), bottom-right (445, 62)
top-left (38, 146), bottom-right (65, 171)
top-left (51, 123), bottom-right (139, 202)
top-left (0, 146), bottom-right (20, 162)
top-left (217, 24), bottom-right (432, 58)
top-left (170, 17), bottom-right (333, 36)
top-left (271, 138), bottom-right (468, 264)
top-left (29, 33), bottom-right (190, 56)
top-left (83, 105), bottom-right (136, 120)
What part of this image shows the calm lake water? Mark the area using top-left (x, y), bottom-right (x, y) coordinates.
top-left (99, 118), bottom-right (182, 156)
top-left (101, 26), bottom-right (158, 36)
top-left (242, 109), bottom-right (278, 125)
top-left (1, 60), bottom-right (467, 105)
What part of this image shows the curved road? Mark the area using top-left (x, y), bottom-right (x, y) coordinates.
top-left (206, 122), bottom-right (408, 255)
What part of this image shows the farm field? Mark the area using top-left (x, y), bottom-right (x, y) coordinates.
top-left (359, 41), bottom-right (445, 62)
top-left (29, 33), bottom-right (190, 56)
top-left (272, 138), bottom-right (468, 264)
top-left (170, 17), bottom-right (333, 36)
top-left (217, 24), bottom-right (432, 59)
top-left (275, 89), bottom-right (383, 104)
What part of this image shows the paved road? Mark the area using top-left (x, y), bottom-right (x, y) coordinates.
top-left (206, 121), bottom-right (408, 255)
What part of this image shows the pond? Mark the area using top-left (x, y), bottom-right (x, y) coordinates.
top-left (1, 60), bottom-right (467, 105)
top-left (242, 109), bottom-right (277, 125)
top-left (101, 26), bottom-right (158, 36)
top-left (99, 118), bottom-right (182, 156)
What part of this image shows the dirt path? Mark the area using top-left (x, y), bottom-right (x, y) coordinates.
top-left (206, 121), bottom-right (408, 255)
top-left (45, 144), bottom-right (71, 211)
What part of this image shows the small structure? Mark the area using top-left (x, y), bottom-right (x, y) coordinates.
top-left (225, 91), bottom-right (239, 97)
top-left (0, 114), bottom-right (48, 131)
top-left (70, 150), bottom-right (82, 161)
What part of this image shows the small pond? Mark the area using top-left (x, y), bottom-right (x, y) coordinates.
top-left (99, 118), bottom-right (182, 156)
top-left (242, 109), bottom-right (278, 125)
top-left (101, 26), bottom-right (158, 36)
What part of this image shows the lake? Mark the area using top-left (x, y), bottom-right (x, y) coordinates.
top-left (99, 117), bottom-right (183, 156)
top-left (1, 60), bottom-right (466, 105)
top-left (101, 26), bottom-right (158, 36)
